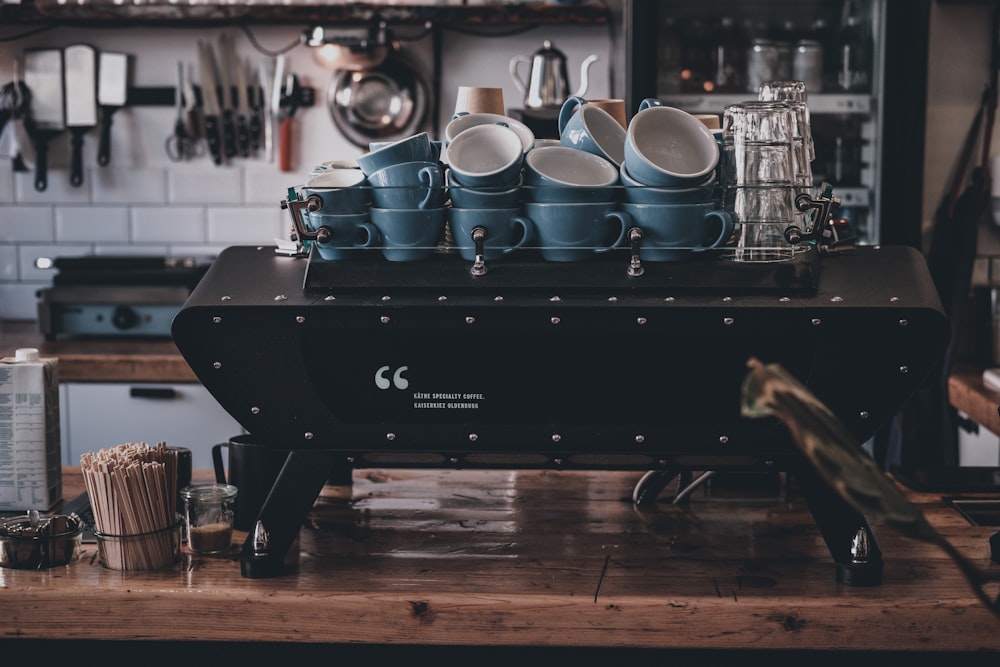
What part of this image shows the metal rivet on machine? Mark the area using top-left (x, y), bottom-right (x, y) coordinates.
top-left (719, 435), bottom-right (729, 444)
top-left (859, 411), bottom-right (870, 419)
top-left (274, 294), bottom-right (287, 301)
top-left (221, 295), bottom-right (231, 301)
top-left (830, 296), bottom-right (844, 302)
top-left (466, 316), bottom-right (476, 325)
top-left (898, 319), bottom-right (908, 327)
top-left (386, 433), bottom-right (396, 441)
top-left (380, 316), bottom-right (390, 324)
top-left (636, 317), bottom-right (647, 325)
top-left (551, 434), bottom-right (561, 442)
top-left (324, 295), bottom-right (335, 301)
top-left (212, 316), bottom-right (222, 324)
top-left (251, 407), bottom-right (260, 415)
top-left (635, 434), bottom-right (645, 444)
top-left (723, 317), bottom-right (734, 325)
top-left (212, 361), bottom-right (222, 369)
top-left (469, 433), bottom-right (478, 442)
top-left (811, 318), bottom-right (822, 326)
top-left (295, 316), bottom-right (305, 324)
top-left (551, 316), bottom-right (561, 325)
top-left (304, 432), bottom-right (314, 440)
top-left (899, 365), bottom-right (909, 374)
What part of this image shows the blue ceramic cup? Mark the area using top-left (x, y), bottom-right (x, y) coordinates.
top-left (302, 168), bottom-right (370, 214)
top-left (367, 161), bottom-right (446, 210)
top-left (304, 211), bottom-right (380, 261)
top-left (558, 96), bottom-right (626, 167)
top-left (523, 145), bottom-right (619, 203)
top-left (624, 100), bottom-right (719, 187)
top-left (448, 207), bottom-right (532, 261)
top-left (447, 172), bottom-right (522, 209)
top-left (356, 132), bottom-right (435, 177)
top-left (619, 161), bottom-right (717, 205)
top-left (521, 201), bottom-right (631, 262)
top-left (621, 201), bottom-right (733, 262)
top-left (447, 123), bottom-right (524, 189)
top-left (445, 112), bottom-right (535, 154)
top-left (369, 207), bottom-right (447, 262)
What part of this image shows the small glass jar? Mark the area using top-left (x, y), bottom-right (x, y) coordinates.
top-left (180, 483), bottom-right (238, 555)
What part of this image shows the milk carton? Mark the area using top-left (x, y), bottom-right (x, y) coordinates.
top-left (0, 348), bottom-right (61, 511)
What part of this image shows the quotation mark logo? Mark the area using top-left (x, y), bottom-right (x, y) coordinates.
top-left (375, 365), bottom-right (409, 390)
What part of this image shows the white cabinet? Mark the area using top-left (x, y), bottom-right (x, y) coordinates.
top-left (60, 382), bottom-right (245, 470)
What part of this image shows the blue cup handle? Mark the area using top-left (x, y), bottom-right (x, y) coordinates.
top-left (356, 222), bottom-right (380, 249)
top-left (558, 95), bottom-right (587, 135)
top-left (417, 166), bottom-right (443, 210)
top-left (595, 210), bottom-right (632, 253)
top-left (506, 216), bottom-right (533, 254)
top-left (692, 209), bottom-right (734, 252)
top-left (638, 97), bottom-right (662, 113)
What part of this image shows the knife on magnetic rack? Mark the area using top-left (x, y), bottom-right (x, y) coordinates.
top-left (197, 40), bottom-right (223, 165)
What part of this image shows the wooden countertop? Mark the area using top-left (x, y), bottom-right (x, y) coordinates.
top-left (0, 320), bottom-right (196, 383)
top-left (1, 465), bottom-right (998, 654)
top-left (950, 361), bottom-right (1000, 436)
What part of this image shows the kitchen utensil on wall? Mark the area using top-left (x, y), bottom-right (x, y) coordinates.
top-left (278, 73), bottom-right (299, 172)
top-left (509, 40), bottom-right (598, 110)
top-left (327, 48), bottom-right (428, 149)
top-left (248, 62), bottom-right (262, 153)
top-left (234, 54), bottom-right (252, 157)
top-left (22, 48), bottom-right (64, 192)
top-left (96, 51), bottom-right (128, 167)
top-left (197, 40), bottom-right (223, 165)
top-left (64, 44), bottom-right (98, 187)
top-left (165, 61), bottom-right (200, 162)
top-left (216, 33), bottom-right (237, 159)
top-left (0, 75), bottom-right (35, 172)
top-left (269, 54), bottom-right (285, 164)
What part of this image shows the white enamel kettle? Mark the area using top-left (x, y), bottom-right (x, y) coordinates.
top-left (509, 40), bottom-right (598, 110)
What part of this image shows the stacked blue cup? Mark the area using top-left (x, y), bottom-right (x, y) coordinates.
top-left (520, 144), bottom-right (630, 262)
top-left (445, 123), bottom-right (530, 262)
top-left (619, 98), bottom-right (733, 261)
top-left (299, 166), bottom-right (377, 261)
top-left (357, 132), bottom-right (448, 262)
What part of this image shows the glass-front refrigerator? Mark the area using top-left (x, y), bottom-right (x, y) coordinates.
top-left (625, 0), bottom-right (931, 247)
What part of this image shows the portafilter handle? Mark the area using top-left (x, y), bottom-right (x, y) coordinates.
top-left (280, 194), bottom-right (330, 244)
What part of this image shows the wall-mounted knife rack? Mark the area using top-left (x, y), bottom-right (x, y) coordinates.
top-left (121, 84), bottom-right (314, 109)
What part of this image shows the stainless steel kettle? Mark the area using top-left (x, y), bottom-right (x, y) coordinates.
top-left (509, 40), bottom-right (598, 109)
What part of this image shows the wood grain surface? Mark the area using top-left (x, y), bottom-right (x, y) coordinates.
top-left (2, 466), bottom-right (998, 653)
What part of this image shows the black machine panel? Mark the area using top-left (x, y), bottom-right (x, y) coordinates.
top-left (172, 245), bottom-right (948, 470)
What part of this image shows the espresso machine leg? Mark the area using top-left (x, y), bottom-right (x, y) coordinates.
top-left (240, 448), bottom-right (338, 578)
top-left (794, 462), bottom-right (883, 586)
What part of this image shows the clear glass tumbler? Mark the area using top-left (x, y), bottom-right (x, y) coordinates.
top-left (722, 100), bottom-right (797, 262)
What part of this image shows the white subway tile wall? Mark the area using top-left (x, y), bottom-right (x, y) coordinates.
top-left (0, 23), bottom-right (612, 320)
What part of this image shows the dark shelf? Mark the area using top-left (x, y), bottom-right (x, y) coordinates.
top-left (0, 1), bottom-right (612, 28)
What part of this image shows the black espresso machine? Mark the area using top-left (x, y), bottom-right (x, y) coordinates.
top-left (171, 217), bottom-right (948, 579)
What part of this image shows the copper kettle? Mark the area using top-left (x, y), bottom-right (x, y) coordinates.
top-left (509, 40), bottom-right (598, 110)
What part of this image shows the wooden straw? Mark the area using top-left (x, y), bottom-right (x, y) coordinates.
top-left (80, 442), bottom-right (180, 570)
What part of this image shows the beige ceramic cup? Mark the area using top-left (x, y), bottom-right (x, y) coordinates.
top-left (455, 86), bottom-right (506, 116)
top-left (693, 114), bottom-right (721, 130)
top-left (584, 98), bottom-right (627, 129)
